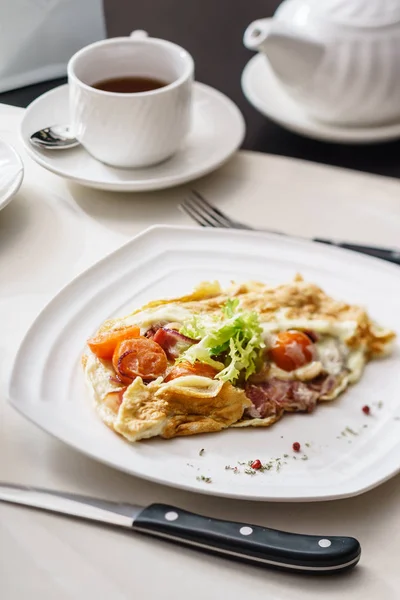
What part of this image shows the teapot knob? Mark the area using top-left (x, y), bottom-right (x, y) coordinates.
top-left (130, 30), bottom-right (149, 40)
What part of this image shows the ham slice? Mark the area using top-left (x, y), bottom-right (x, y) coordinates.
top-left (144, 326), bottom-right (159, 339)
top-left (245, 375), bottom-right (337, 419)
top-left (290, 381), bottom-right (320, 411)
top-left (152, 327), bottom-right (197, 359)
top-left (245, 381), bottom-right (290, 418)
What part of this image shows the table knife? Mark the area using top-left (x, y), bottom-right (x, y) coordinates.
top-left (0, 483), bottom-right (360, 574)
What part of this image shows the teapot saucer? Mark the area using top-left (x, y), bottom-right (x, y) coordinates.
top-left (242, 54), bottom-right (400, 144)
top-left (20, 83), bottom-right (245, 192)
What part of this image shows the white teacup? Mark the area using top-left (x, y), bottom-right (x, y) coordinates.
top-left (68, 31), bottom-right (194, 168)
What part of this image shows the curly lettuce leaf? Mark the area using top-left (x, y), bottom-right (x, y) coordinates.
top-left (223, 298), bottom-right (239, 319)
top-left (179, 300), bottom-right (264, 384)
top-left (179, 314), bottom-right (208, 339)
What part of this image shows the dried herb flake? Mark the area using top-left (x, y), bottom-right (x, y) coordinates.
top-left (196, 475), bottom-right (212, 484)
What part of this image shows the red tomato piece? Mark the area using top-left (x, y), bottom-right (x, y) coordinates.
top-left (165, 361), bottom-right (218, 382)
top-left (88, 325), bottom-right (140, 360)
top-left (270, 330), bottom-right (315, 372)
top-left (112, 337), bottom-right (167, 382)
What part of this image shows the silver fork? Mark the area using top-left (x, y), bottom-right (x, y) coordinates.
top-left (179, 190), bottom-right (400, 265)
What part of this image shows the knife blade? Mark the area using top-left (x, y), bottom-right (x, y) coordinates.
top-left (0, 482), bottom-right (360, 574)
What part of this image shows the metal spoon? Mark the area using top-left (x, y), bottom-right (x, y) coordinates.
top-left (30, 125), bottom-right (79, 150)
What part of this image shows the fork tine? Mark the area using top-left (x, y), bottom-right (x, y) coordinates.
top-left (181, 190), bottom-right (255, 231)
top-left (181, 195), bottom-right (227, 228)
top-left (183, 194), bottom-right (225, 228)
top-left (179, 199), bottom-right (216, 227)
top-left (183, 194), bottom-right (227, 227)
top-left (190, 190), bottom-right (233, 227)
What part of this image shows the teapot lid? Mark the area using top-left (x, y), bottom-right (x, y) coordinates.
top-left (283, 0), bottom-right (400, 28)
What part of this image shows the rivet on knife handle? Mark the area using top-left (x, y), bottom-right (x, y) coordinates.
top-left (133, 504), bottom-right (361, 574)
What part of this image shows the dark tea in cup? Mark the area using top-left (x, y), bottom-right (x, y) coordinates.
top-left (92, 76), bottom-right (168, 93)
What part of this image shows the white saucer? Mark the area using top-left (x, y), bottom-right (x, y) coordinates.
top-left (0, 140), bottom-right (24, 211)
top-left (20, 83), bottom-right (245, 192)
top-left (242, 54), bottom-right (400, 144)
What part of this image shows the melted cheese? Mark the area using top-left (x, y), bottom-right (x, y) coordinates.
top-left (261, 313), bottom-right (358, 343)
top-left (347, 349), bottom-right (366, 383)
top-left (157, 375), bottom-right (223, 398)
top-left (114, 304), bottom-right (193, 333)
top-left (269, 361), bottom-right (323, 381)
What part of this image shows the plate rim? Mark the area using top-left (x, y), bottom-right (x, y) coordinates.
top-left (0, 139), bottom-right (24, 211)
top-left (241, 54), bottom-right (400, 144)
top-left (20, 83), bottom-right (245, 192)
top-left (8, 225), bottom-right (400, 502)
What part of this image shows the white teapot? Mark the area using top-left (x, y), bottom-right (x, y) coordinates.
top-left (244, 0), bottom-right (400, 126)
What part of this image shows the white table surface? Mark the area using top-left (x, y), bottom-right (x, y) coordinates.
top-left (1, 102), bottom-right (400, 599)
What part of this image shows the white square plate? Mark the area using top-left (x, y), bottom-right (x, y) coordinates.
top-left (8, 226), bottom-right (400, 501)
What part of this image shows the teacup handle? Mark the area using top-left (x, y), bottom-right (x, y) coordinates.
top-left (130, 30), bottom-right (149, 40)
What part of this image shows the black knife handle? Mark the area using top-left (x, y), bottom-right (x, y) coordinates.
top-left (133, 504), bottom-right (361, 574)
top-left (315, 238), bottom-right (400, 265)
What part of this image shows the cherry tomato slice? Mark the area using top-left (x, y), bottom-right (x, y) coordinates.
top-left (165, 360), bottom-right (218, 382)
top-left (88, 326), bottom-right (140, 360)
top-left (112, 337), bottom-right (167, 382)
top-left (269, 330), bottom-right (315, 372)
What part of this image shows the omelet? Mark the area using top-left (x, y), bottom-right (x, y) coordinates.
top-left (82, 276), bottom-right (395, 441)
